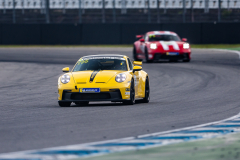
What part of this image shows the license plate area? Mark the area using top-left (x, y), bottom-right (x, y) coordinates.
top-left (166, 52), bottom-right (179, 56)
top-left (79, 88), bottom-right (100, 93)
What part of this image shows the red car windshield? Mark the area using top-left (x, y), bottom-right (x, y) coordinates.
top-left (148, 34), bottom-right (181, 42)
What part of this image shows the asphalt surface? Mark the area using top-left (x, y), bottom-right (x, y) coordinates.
top-left (0, 47), bottom-right (240, 153)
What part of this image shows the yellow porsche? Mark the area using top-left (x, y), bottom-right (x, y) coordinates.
top-left (58, 55), bottom-right (150, 107)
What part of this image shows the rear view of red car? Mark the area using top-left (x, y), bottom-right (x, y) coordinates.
top-left (133, 31), bottom-right (191, 62)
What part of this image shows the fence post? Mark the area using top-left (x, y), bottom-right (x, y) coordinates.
top-left (183, 0), bottom-right (186, 23)
top-left (204, 0), bottom-right (209, 13)
top-left (112, 0), bottom-right (116, 23)
top-left (164, 0), bottom-right (166, 14)
top-left (12, 0), bottom-right (16, 23)
top-left (121, 0), bottom-right (126, 14)
top-left (79, 0), bottom-right (82, 23)
top-left (191, 0), bottom-right (194, 22)
top-left (102, 0), bottom-right (105, 23)
top-left (45, 0), bottom-right (50, 23)
top-left (22, 0), bottom-right (25, 14)
top-left (218, 0), bottom-right (221, 22)
top-left (157, 0), bottom-right (160, 23)
top-left (63, 0), bottom-right (66, 14)
top-left (147, 0), bottom-right (151, 23)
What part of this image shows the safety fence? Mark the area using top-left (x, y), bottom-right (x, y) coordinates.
top-left (0, 23), bottom-right (239, 44)
top-left (0, 0), bottom-right (239, 23)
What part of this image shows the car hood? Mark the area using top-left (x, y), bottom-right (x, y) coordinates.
top-left (150, 41), bottom-right (185, 52)
top-left (71, 70), bottom-right (122, 84)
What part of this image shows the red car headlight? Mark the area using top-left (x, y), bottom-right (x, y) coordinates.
top-left (183, 43), bottom-right (190, 49)
top-left (150, 43), bottom-right (157, 50)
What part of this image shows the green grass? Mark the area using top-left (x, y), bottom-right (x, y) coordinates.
top-left (82, 132), bottom-right (240, 160)
top-left (0, 44), bottom-right (239, 51)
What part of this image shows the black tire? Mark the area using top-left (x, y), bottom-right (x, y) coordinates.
top-left (133, 46), bottom-right (141, 61)
top-left (142, 77), bottom-right (150, 103)
top-left (123, 79), bottom-right (135, 105)
top-left (183, 59), bottom-right (190, 62)
top-left (75, 101), bottom-right (89, 106)
top-left (183, 54), bottom-right (190, 62)
top-left (58, 101), bottom-right (71, 107)
top-left (145, 48), bottom-right (153, 63)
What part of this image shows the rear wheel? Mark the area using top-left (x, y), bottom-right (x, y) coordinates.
top-left (123, 79), bottom-right (135, 105)
top-left (142, 77), bottom-right (150, 103)
top-left (75, 101), bottom-right (89, 106)
top-left (58, 101), bottom-right (71, 107)
top-left (133, 47), bottom-right (141, 61)
top-left (145, 48), bottom-right (153, 63)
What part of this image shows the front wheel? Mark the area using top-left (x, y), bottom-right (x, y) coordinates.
top-left (123, 79), bottom-right (135, 105)
top-left (133, 47), bottom-right (141, 61)
top-left (58, 101), bottom-right (71, 107)
top-left (145, 48), bottom-right (153, 63)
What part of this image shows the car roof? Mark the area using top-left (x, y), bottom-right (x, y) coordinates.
top-left (147, 31), bottom-right (177, 35)
top-left (82, 54), bottom-right (127, 59)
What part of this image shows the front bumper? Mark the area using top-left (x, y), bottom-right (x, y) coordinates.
top-left (152, 53), bottom-right (190, 60)
top-left (59, 89), bottom-right (128, 102)
top-left (148, 52), bottom-right (191, 60)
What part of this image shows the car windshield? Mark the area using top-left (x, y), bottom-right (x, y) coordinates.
top-left (148, 34), bottom-right (181, 41)
top-left (73, 57), bottom-right (128, 71)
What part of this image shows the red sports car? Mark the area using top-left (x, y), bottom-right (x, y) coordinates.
top-left (133, 31), bottom-right (191, 62)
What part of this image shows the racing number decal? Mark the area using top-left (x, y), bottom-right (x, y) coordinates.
top-left (160, 41), bottom-right (180, 50)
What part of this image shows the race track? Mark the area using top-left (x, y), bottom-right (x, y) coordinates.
top-left (0, 47), bottom-right (240, 153)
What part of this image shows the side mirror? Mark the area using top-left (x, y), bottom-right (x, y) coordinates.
top-left (182, 38), bottom-right (187, 42)
top-left (133, 61), bottom-right (142, 66)
top-left (133, 66), bottom-right (142, 73)
top-left (136, 35), bottom-right (143, 39)
top-left (62, 67), bottom-right (70, 72)
top-left (140, 38), bottom-right (145, 42)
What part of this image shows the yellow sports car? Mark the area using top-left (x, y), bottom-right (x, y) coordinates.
top-left (58, 54), bottom-right (150, 107)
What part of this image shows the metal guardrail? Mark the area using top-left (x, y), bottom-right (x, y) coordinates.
top-left (0, 0), bottom-right (239, 9)
top-left (0, 0), bottom-right (239, 23)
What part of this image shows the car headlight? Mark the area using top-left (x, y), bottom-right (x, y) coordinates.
top-left (115, 73), bottom-right (126, 83)
top-left (61, 74), bottom-right (70, 84)
top-left (183, 43), bottom-right (190, 49)
top-left (150, 43), bottom-right (157, 49)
